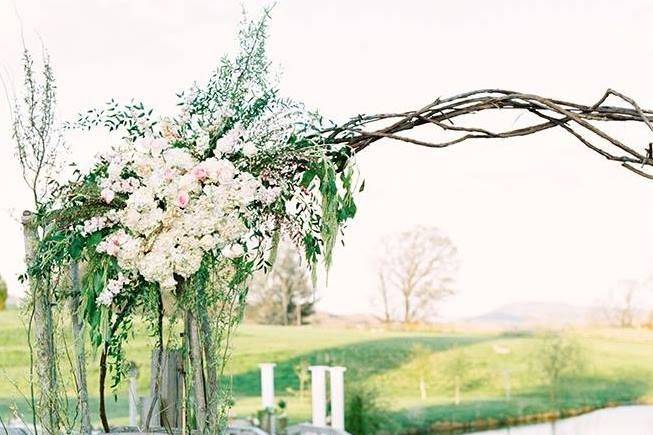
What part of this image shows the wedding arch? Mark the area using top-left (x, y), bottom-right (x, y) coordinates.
top-left (14, 12), bottom-right (653, 435)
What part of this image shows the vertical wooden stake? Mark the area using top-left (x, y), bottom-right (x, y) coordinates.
top-left (70, 261), bottom-right (91, 433)
top-left (186, 311), bottom-right (207, 432)
top-left (22, 210), bottom-right (59, 434)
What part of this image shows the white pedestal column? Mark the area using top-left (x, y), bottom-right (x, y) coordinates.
top-left (329, 367), bottom-right (347, 430)
top-left (128, 374), bottom-right (138, 426)
top-left (128, 364), bottom-right (139, 426)
top-left (259, 363), bottom-right (276, 409)
top-left (309, 366), bottom-right (329, 427)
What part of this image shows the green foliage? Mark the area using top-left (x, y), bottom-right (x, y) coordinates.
top-left (0, 312), bottom-right (652, 431)
top-left (441, 346), bottom-right (475, 405)
top-left (345, 383), bottom-right (393, 435)
top-left (0, 276), bottom-right (6, 311)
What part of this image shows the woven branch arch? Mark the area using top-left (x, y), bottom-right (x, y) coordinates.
top-left (327, 89), bottom-right (653, 180)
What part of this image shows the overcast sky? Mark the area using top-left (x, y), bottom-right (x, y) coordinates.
top-left (2, 0), bottom-right (653, 319)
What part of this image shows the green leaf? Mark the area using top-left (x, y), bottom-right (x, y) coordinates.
top-left (70, 236), bottom-right (84, 260)
top-left (86, 232), bottom-right (103, 249)
top-left (300, 169), bottom-right (317, 188)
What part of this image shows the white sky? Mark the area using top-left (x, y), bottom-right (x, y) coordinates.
top-left (2, 0), bottom-right (653, 319)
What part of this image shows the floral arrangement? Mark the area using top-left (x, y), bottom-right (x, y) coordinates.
top-left (26, 14), bottom-right (358, 431)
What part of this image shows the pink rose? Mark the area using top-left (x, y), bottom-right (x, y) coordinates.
top-left (101, 188), bottom-right (115, 204)
top-left (192, 165), bottom-right (208, 182)
top-left (177, 191), bottom-right (190, 208)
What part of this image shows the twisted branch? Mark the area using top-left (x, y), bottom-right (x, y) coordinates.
top-left (327, 89), bottom-right (653, 179)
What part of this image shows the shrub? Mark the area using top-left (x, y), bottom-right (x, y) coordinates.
top-left (345, 383), bottom-right (393, 435)
top-left (0, 275), bottom-right (7, 311)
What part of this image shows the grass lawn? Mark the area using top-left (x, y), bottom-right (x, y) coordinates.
top-left (1, 308), bottom-right (653, 433)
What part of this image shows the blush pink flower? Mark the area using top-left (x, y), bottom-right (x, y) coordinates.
top-left (101, 188), bottom-right (115, 204)
top-left (177, 191), bottom-right (190, 208)
top-left (164, 168), bottom-right (175, 181)
top-left (104, 233), bottom-right (124, 256)
top-left (192, 165), bottom-right (208, 182)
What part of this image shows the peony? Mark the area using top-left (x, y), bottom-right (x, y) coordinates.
top-left (101, 188), bottom-right (115, 204)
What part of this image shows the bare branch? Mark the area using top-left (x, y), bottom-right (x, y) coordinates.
top-left (326, 89), bottom-right (653, 180)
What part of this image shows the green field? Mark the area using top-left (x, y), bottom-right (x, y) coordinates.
top-left (1, 308), bottom-right (653, 433)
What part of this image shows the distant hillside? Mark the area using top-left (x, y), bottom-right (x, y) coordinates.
top-left (463, 301), bottom-right (603, 328)
top-left (310, 311), bottom-right (382, 328)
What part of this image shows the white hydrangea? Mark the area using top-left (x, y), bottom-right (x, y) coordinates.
top-left (91, 132), bottom-right (285, 303)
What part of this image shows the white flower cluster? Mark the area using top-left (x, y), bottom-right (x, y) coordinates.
top-left (86, 127), bottom-right (282, 300)
top-left (96, 273), bottom-right (130, 306)
top-left (81, 216), bottom-right (108, 236)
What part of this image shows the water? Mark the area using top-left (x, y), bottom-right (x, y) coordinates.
top-left (467, 406), bottom-right (653, 435)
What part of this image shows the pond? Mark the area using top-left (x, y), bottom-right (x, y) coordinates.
top-left (467, 405), bottom-right (653, 435)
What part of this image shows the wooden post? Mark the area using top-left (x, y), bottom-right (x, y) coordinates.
top-left (22, 210), bottom-right (59, 433)
top-left (186, 311), bottom-right (207, 432)
top-left (149, 349), bottom-right (184, 429)
top-left (70, 261), bottom-right (91, 433)
top-left (146, 352), bottom-right (161, 428)
top-left (160, 349), bottom-right (184, 428)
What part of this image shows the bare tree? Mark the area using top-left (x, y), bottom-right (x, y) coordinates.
top-left (377, 226), bottom-right (458, 324)
top-left (248, 242), bottom-right (315, 325)
top-left (376, 271), bottom-right (393, 324)
top-left (617, 281), bottom-right (637, 328)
